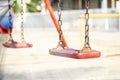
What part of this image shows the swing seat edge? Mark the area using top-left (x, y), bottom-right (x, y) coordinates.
top-left (3, 41), bottom-right (32, 48)
top-left (49, 48), bottom-right (101, 59)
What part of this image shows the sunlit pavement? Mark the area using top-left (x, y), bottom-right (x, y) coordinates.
top-left (0, 28), bottom-right (120, 80)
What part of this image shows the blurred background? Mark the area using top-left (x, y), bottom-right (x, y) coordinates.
top-left (13, 0), bottom-right (120, 31)
top-left (0, 0), bottom-right (120, 80)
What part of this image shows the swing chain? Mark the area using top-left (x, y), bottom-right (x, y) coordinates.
top-left (81, 0), bottom-right (91, 52)
top-left (21, 0), bottom-right (25, 43)
top-left (57, 0), bottom-right (64, 49)
top-left (8, 0), bottom-right (14, 41)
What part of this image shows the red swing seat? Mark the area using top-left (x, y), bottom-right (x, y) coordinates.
top-left (49, 48), bottom-right (101, 59)
top-left (3, 41), bottom-right (32, 48)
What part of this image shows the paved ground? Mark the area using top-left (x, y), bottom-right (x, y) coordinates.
top-left (0, 28), bottom-right (120, 80)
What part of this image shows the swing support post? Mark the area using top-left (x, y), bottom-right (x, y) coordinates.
top-left (44, 0), bottom-right (68, 47)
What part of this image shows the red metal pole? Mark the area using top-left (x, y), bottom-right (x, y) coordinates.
top-left (44, 0), bottom-right (68, 47)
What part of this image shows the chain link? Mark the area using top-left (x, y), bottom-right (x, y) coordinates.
top-left (21, 0), bottom-right (25, 42)
top-left (56, 0), bottom-right (64, 49)
top-left (8, 0), bottom-right (14, 41)
top-left (81, 0), bottom-right (91, 52)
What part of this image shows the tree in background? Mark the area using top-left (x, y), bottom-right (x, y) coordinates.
top-left (26, 0), bottom-right (42, 12)
top-left (13, 0), bottom-right (20, 14)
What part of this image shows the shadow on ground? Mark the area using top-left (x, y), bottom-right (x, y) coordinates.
top-left (0, 34), bottom-right (7, 80)
top-left (0, 66), bottom-right (104, 80)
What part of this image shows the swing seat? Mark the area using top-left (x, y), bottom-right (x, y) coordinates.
top-left (76, 51), bottom-right (101, 59)
top-left (49, 48), bottom-right (100, 59)
top-left (14, 43), bottom-right (32, 48)
top-left (3, 41), bottom-right (32, 48)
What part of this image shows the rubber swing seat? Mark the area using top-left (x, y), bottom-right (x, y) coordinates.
top-left (49, 48), bottom-right (101, 59)
top-left (3, 41), bottom-right (32, 48)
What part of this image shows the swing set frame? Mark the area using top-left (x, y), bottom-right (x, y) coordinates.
top-left (0, 0), bottom-right (101, 59)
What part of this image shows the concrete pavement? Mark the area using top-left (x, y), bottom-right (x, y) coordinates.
top-left (0, 28), bottom-right (120, 80)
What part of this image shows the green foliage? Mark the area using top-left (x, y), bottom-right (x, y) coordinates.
top-left (13, 0), bottom-right (43, 13)
top-left (31, 0), bottom-right (41, 3)
top-left (26, 3), bottom-right (37, 12)
top-left (13, 0), bottom-right (20, 13)
top-left (26, 0), bottom-right (42, 12)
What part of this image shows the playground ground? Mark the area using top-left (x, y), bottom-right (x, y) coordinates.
top-left (0, 28), bottom-right (120, 80)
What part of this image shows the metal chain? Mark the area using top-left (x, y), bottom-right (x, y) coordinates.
top-left (57, 0), bottom-right (64, 49)
top-left (21, 0), bottom-right (25, 42)
top-left (8, 0), bottom-right (13, 41)
top-left (81, 0), bottom-right (91, 52)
